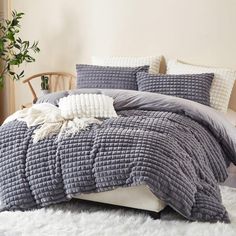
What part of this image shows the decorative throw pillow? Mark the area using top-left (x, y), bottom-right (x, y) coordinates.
top-left (137, 72), bottom-right (214, 106)
top-left (58, 94), bottom-right (118, 119)
top-left (167, 60), bottom-right (236, 112)
top-left (91, 56), bottom-right (161, 74)
top-left (76, 64), bottom-right (149, 90)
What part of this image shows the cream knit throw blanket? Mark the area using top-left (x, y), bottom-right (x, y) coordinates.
top-left (4, 94), bottom-right (118, 143)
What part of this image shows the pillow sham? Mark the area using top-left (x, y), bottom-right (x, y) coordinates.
top-left (137, 72), bottom-right (214, 106)
top-left (91, 56), bottom-right (161, 74)
top-left (76, 64), bottom-right (149, 90)
top-left (167, 60), bottom-right (236, 112)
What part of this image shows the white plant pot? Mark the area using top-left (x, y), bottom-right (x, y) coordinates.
top-left (41, 90), bottom-right (50, 95)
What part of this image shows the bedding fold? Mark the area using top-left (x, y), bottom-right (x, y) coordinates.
top-left (0, 89), bottom-right (236, 223)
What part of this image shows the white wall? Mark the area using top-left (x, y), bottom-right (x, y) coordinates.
top-left (12, 0), bottom-right (236, 110)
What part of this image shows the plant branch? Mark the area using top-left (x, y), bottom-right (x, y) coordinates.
top-left (0, 10), bottom-right (40, 88)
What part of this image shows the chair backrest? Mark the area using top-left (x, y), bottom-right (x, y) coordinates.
top-left (22, 72), bottom-right (76, 102)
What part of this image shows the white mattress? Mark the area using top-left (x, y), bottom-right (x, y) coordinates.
top-left (73, 185), bottom-right (166, 213)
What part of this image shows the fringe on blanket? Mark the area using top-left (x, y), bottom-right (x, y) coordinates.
top-left (3, 94), bottom-right (117, 143)
top-left (33, 117), bottom-right (102, 143)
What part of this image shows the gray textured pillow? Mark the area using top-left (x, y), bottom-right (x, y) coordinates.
top-left (76, 64), bottom-right (149, 90)
top-left (137, 72), bottom-right (214, 106)
top-left (36, 91), bottom-right (68, 106)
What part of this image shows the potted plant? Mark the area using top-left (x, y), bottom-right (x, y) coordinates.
top-left (0, 10), bottom-right (40, 88)
top-left (41, 75), bottom-right (50, 94)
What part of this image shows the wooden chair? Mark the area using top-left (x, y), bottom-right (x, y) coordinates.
top-left (21, 72), bottom-right (76, 109)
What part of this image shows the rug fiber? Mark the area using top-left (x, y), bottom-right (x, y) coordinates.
top-left (0, 186), bottom-right (235, 236)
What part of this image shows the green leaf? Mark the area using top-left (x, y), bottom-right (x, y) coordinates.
top-left (7, 31), bottom-right (14, 41)
top-left (0, 39), bottom-right (4, 52)
top-left (16, 38), bottom-right (22, 43)
top-left (9, 59), bottom-right (19, 65)
top-left (19, 70), bottom-right (24, 77)
top-left (14, 43), bottom-right (21, 50)
top-left (17, 12), bottom-right (25, 17)
top-left (11, 19), bottom-right (19, 27)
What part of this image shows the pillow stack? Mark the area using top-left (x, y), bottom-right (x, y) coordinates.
top-left (76, 56), bottom-right (162, 91)
top-left (167, 60), bottom-right (236, 112)
top-left (75, 55), bottom-right (236, 112)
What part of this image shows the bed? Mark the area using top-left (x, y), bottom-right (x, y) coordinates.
top-left (0, 56), bottom-right (236, 223)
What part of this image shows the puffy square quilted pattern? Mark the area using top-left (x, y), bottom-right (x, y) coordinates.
top-left (91, 55), bottom-right (162, 74)
top-left (76, 64), bottom-right (149, 90)
top-left (167, 60), bottom-right (236, 112)
top-left (137, 72), bottom-right (214, 106)
top-left (0, 109), bottom-right (230, 223)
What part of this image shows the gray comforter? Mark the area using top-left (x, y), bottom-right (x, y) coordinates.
top-left (0, 89), bottom-right (236, 223)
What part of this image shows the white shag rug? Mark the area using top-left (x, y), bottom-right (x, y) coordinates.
top-left (0, 186), bottom-right (235, 236)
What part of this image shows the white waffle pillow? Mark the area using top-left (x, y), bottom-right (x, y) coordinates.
top-left (92, 56), bottom-right (162, 74)
top-left (59, 94), bottom-right (118, 119)
top-left (167, 60), bottom-right (236, 112)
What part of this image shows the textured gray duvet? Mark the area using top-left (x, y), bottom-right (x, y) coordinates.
top-left (0, 89), bottom-right (236, 223)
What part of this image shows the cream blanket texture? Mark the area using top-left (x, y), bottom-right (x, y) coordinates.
top-left (59, 93), bottom-right (118, 119)
top-left (4, 94), bottom-right (117, 143)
